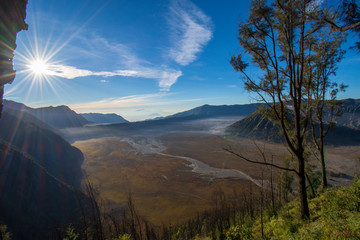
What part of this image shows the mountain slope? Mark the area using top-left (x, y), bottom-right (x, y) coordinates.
top-left (161, 103), bottom-right (264, 120)
top-left (332, 98), bottom-right (360, 129)
top-left (226, 110), bottom-right (282, 142)
top-left (226, 104), bottom-right (360, 146)
top-left (0, 142), bottom-right (89, 239)
top-left (81, 112), bottom-right (128, 124)
top-left (0, 111), bottom-right (84, 188)
top-left (3, 100), bottom-right (90, 128)
top-left (32, 105), bottom-right (90, 128)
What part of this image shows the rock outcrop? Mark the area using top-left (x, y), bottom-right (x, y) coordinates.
top-left (0, 0), bottom-right (28, 118)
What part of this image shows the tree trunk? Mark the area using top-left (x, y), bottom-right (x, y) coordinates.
top-left (298, 153), bottom-right (310, 219)
top-left (319, 122), bottom-right (328, 188)
top-left (0, 86), bottom-right (3, 119)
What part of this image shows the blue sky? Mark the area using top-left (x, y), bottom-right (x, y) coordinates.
top-left (5, 0), bottom-right (360, 121)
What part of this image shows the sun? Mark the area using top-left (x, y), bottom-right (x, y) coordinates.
top-left (28, 59), bottom-right (49, 75)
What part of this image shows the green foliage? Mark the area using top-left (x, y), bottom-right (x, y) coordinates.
top-left (223, 179), bottom-right (360, 239)
top-left (63, 226), bottom-right (79, 240)
top-left (250, 179), bottom-right (360, 239)
top-left (225, 224), bottom-right (252, 240)
top-left (112, 234), bottom-right (132, 240)
top-left (278, 156), bottom-right (295, 201)
top-left (0, 225), bottom-right (11, 240)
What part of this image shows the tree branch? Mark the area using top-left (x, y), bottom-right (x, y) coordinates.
top-left (223, 147), bottom-right (299, 175)
top-left (323, 18), bottom-right (360, 32)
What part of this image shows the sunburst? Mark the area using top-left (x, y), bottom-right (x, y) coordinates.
top-left (28, 59), bottom-right (49, 76)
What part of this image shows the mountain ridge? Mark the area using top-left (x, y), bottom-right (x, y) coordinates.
top-left (3, 100), bottom-right (90, 128)
top-left (150, 103), bottom-right (264, 121)
top-left (81, 112), bottom-right (128, 124)
top-left (226, 98), bottom-right (360, 146)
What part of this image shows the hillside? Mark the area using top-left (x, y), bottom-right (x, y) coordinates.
top-left (226, 99), bottom-right (360, 146)
top-left (3, 100), bottom-right (90, 128)
top-left (225, 179), bottom-right (360, 239)
top-left (0, 107), bottom-right (90, 239)
top-left (226, 110), bottom-right (281, 142)
top-left (0, 142), bottom-right (89, 239)
top-left (332, 98), bottom-right (360, 130)
top-left (0, 110), bottom-right (84, 187)
top-left (81, 112), bottom-right (128, 124)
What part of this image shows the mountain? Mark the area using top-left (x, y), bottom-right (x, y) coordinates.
top-left (160, 103), bottom-right (264, 120)
top-left (3, 100), bottom-right (90, 128)
top-left (226, 99), bottom-right (360, 146)
top-left (0, 109), bottom-right (89, 239)
top-left (0, 110), bottom-right (84, 187)
top-left (332, 98), bottom-right (360, 130)
top-left (31, 105), bottom-right (90, 128)
top-left (226, 110), bottom-right (282, 142)
top-left (61, 103), bottom-right (264, 142)
top-left (81, 112), bottom-right (128, 124)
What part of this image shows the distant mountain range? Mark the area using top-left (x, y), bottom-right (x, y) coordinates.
top-left (226, 98), bottom-right (360, 145)
top-left (3, 98), bottom-right (360, 146)
top-left (81, 112), bottom-right (128, 124)
top-left (151, 103), bottom-right (264, 121)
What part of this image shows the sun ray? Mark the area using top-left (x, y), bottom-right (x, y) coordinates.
top-left (8, 0), bottom-right (113, 105)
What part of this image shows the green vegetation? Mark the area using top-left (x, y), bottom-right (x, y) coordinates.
top-left (0, 225), bottom-right (11, 240)
top-left (55, 178), bottom-right (359, 239)
top-left (63, 226), bottom-right (79, 240)
top-left (226, 179), bottom-right (360, 240)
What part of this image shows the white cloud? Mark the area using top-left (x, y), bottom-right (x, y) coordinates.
top-left (100, 79), bottom-right (109, 83)
top-left (168, 0), bottom-right (213, 66)
top-left (77, 33), bottom-right (142, 67)
top-left (43, 64), bottom-right (182, 91)
top-left (69, 93), bottom-right (167, 112)
top-left (159, 70), bottom-right (183, 90)
top-left (69, 92), bottom-right (204, 111)
top-left (68, 93), bottom-right (210, 121)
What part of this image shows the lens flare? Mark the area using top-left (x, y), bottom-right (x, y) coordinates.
top-left (28, 59), bottom-right (49, 76)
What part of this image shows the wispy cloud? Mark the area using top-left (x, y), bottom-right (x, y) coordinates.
top-left (168, 0), bottom-right (213, 66)
top-left (69, 92), bottom-right (204, 110)
top-left (42, 64), bottom-right (182, 91)
top-left (69, 93), bottom-right (210, 121)
top-left (76, 33), bottom-right (142, 67)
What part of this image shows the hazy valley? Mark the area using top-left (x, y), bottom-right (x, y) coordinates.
top-left (1, 99), bottom-right (359, 238)
top-left (2, 1), bottom-right (360, 238)
top-left (66, 102), bottom-right (359, 226)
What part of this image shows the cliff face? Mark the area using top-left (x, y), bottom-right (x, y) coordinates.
top-left (0, 143), bottom-right (89, 240)
top-left (0, 0), bottom-right (28, 117)
top-left (0, 110), bottom-right (88, 239)
top-left (0, 111), bottom-right (84, 188)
